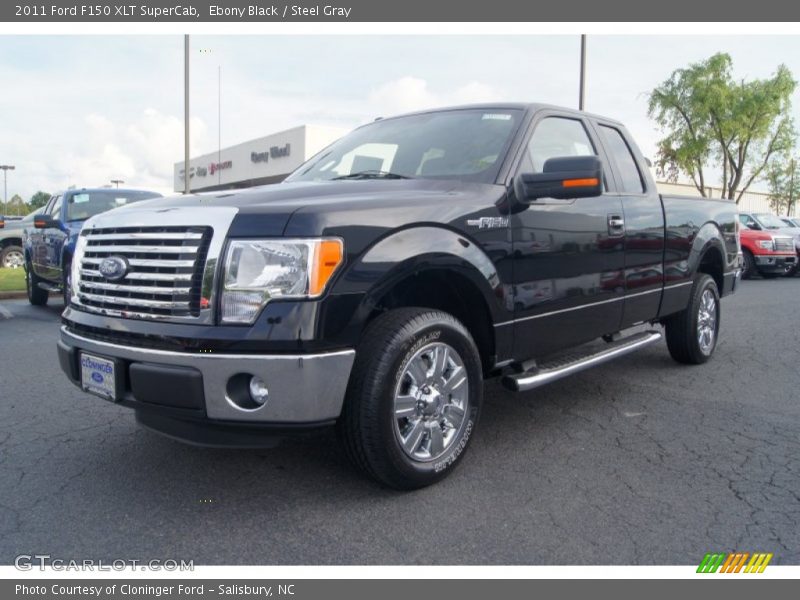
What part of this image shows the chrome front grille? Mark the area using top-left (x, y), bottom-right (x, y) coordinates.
top-left (774, 236), bottom-right (795, 252)
top-left (76, 226), bottom-right (212, 319)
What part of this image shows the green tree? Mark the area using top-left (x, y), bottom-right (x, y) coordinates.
top-left (765, 157), bottom-right (800, 216)
top-left (28, 191), bottom-right (51, 211)
top-left (648, 53), bottom-right (796, 202)
top-left (6, 194), bottom-right (26, 216)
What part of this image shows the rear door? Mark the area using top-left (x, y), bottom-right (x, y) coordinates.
top-left (592, 122), bottom-right (665, 328)
top-left (509, 112), bottom-right (626, 359)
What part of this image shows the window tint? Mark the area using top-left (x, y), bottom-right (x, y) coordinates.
top-left (599, 126), bottom-right (645, 193)
top-left (527, 117), bottom-right (596, 172)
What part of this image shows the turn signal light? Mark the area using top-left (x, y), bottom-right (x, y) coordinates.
top-left (310, 239), bottom-right (344, 296)
top-left (562, 177), bottom-right (600, 188)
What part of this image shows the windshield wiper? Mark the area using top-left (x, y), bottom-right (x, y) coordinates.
top-left (332, 170), bottom-right (412, 180)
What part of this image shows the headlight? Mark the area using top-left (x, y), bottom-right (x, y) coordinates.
top-left (220, 238), bottom-right (343, 324)
top-left (757, 239), bottom-right (774, 250)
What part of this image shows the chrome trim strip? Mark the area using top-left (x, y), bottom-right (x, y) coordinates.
top-left (85, 232), bottom-right (204, 241)
top-left (81, 269), bottom-right (193, 282)
top-left (494, 280), bottom-right (695, 327)
top-left (81, 257), bottom-right (197, 268)
top-left (83, 244), bottom-right (200, 254)
top-left (80, 280), bottom-right (193, 295)
top-left (78, 292), bottom-right (189, 309)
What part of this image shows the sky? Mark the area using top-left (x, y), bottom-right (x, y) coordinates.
top-left (1, 34), bottom-right (800, 202)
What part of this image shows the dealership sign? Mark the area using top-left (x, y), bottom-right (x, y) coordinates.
top-left (251, 143), bottom-right (291, 164)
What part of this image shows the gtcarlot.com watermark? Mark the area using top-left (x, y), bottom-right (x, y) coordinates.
top-left (15, 554), bottom-right (194, 572)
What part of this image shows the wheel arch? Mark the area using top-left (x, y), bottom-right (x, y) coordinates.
top-left (332, 226), bottom-right (507, 374)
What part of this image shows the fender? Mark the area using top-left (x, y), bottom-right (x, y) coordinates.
top-left (687, 221), bottom-right (730, 277)
top-left (659, 220), bottom-right (732, 318)
top-left (328, 225), bottom-right (507, 333)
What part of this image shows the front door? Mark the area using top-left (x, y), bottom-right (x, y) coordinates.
top-left (510, 115), bottom-right (625, 359)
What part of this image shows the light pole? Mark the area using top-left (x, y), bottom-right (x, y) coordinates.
top-left (110, 179), bottom-right (124, 188)
top-left (0, 165), bottom-right (15, 215)
top-left (184, 34), bottom-right (191, 195)
top-left (579, 34), bottom-right (587, 111)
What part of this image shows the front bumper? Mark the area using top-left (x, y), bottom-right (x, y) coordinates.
top-left (754, 254), bottom-right (796, 274)
top-left (58, 326), bottom-right (355, 437)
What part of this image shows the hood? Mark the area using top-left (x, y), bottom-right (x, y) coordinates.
top-left (115, 179), bottom-right (503, 237)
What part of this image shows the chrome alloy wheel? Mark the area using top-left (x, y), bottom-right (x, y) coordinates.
top-left (697, 289), bottom-right (717, 355)
top-left (393, 342), bottom-right (469, 462)
top-left (3, 249), bottom-right (23, 269)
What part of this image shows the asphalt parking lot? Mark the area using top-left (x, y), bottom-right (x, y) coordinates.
top-left (1, 279), bottom-right (799, 565)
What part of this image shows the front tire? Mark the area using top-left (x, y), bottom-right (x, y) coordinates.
top-left (741, 250), bottom-right (755, 279)
top-left (664, 274), bottom-right (720, 365)
top-left (25, 262), bottom-right (48, 306)
top-left (339, 307), bottom-right (483, 490)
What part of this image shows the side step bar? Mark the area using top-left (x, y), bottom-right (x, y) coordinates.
top-left (36, 282), bottom-right (61, 292)
top-left (501, 330), bottom-right (662, 392)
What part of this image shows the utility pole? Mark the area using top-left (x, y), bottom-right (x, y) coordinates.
top-left (218, 64), bottom-right (222, 188)
top-left (184, 34), bottom-right (191, 195)
top-left (110, 179), bottom-right (124, 188)
top-left (579, 34), bottom-right (587, 111)
top-left (789, 158), bottom-right (795, 217)
top-left (0, 165), bottom-right (15, 215)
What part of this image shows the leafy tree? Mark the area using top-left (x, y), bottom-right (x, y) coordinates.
top-left (28, 191), bottom-right (51, 211)
top-left (648, 53), bottom-right (796, 202)
top-left (5, 194), bottom-right (26, 216)
top-left (765, 157), bottom-right (800, 216)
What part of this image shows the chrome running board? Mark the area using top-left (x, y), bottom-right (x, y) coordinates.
top-left (502, 330), bottom-right (662, 392)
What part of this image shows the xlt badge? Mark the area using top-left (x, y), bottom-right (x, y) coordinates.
top-left (466, 216), bottom-right (509, 229)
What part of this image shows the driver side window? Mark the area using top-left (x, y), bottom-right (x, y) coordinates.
top-left (527, 117), bottom-right (596, 172)
top-left (522, 117), bottom-right (607, 191)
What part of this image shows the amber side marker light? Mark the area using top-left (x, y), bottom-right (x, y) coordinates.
top-left (310, 239), bottom-right (344, 296)
top-left (563, 177), bottom-right (600, 188)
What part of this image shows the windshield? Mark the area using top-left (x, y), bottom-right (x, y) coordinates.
top-left (755, 213), bottom-right (790, 229)
top-left (66, 190), bottom-right (161, 222)
top-left (286, 108), bottom-right (522, 184)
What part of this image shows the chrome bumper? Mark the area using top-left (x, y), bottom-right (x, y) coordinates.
top-left (59, 327), bottom-right (355, 423)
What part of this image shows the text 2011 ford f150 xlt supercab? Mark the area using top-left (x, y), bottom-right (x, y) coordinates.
top-left (56, 104), bottom-right (741, 489)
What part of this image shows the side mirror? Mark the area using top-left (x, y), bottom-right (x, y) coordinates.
top-left (518, 155), bottom-right (604, 202)
top-left (744, 219), bottom-right (760, 230)
top-left (34, 215), bottom-right (59, 229)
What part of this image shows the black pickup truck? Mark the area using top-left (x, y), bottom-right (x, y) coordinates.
top-left (57, 104), bottom-right (741, 489)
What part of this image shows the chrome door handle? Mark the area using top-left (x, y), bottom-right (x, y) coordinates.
top-left (608, 215), bottom-right (625, 237)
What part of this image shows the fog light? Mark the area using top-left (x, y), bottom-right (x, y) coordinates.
top-left (248, 376), bottom-right (269, 405)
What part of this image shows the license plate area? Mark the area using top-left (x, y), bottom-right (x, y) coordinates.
top-left (80, 352), bottom-right (123, 401)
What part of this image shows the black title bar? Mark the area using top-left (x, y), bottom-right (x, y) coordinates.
top-left (3, 0), bottom-right (800, 22)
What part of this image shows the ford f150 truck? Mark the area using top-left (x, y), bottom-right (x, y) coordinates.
top-left (56, 104), bottom-right (741, 489)
top-left (23, 188), bottom-right (162, 305)
top-left (738, 212), bottom-right (798, 278)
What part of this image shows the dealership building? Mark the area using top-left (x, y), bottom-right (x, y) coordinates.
top-left (173, 124), bottom-right (348, 193)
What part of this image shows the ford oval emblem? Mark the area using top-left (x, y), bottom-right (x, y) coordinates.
top-left (91, 372), bottom-right (104, 383)
top-left (98, 255), bottom-right (129, 281)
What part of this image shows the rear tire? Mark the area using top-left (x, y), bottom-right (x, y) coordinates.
top-left (741, 250), bottom-right (755, 279)
top-left (25, 262), bottom-right (48, 306)
top-left (339, 307), bottom-right (483, 490)
top-left (664, 274), bottom-right (719, 365)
